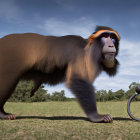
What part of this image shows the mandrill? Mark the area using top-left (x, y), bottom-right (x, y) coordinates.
top-left (0, 26), bottom-right (120, 123)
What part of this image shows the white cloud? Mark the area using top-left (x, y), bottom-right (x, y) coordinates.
top-left (38, 17), bottom-right (97, 37)
top-left (119, 40), bottom-right (140, 75)
top-left (0, 0), bottom-right (21, 21)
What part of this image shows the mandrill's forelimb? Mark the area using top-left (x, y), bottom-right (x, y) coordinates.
top-left (68, 78), bottom-right (113, 123)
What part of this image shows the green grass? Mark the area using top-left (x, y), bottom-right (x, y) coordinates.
top-left (0, 101), bottom-right (140, 140)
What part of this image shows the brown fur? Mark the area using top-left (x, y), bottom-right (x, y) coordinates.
top-left (0, 26), bottom-right (120, 122)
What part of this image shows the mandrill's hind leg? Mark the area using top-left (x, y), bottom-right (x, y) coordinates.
top-left (30, 80), bottom-right (42, 97)
top-left (0, 73), bottom-right (19, 120)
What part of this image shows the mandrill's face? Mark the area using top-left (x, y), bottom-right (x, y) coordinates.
top-left (101, 32), bottom-right (117, 68)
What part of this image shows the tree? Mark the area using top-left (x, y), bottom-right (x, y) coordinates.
top-left (125, 82), bottom-right (139, 100)
top-left (30, 86), bottom-right (49, 102)
top-left (112, 89), bottom-right (125, 101)
top-left (50, 90), bottom-right (67, 101)
top-left (107, 90), bottom-right (114, 101)
top-left (95, 90), bottom-right (108, 101)
top-left (129, 82), bottom-right (139, 90)
top-left (96, 91), bottom-right (101, 101)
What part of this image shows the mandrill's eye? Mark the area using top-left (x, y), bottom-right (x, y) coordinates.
top-left (110, 34), bottom-right (116, 44)
top-left (101, 33), bottom-right (109, 44)
top-left (101, 37), bottom-right (106, 44)
top-left (112, 38), bottom-right (115, 44)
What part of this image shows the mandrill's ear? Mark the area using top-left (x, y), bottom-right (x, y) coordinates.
top-left (102, 59), bottom-right (119, 76)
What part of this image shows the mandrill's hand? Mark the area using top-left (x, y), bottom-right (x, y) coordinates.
top-left (88, 113), bottom-right (113, 123)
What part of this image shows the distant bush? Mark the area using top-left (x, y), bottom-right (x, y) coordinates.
top-left (95, 89), bottom-right (125, 101)
top-left (8, 81), bottom-right (140, 102)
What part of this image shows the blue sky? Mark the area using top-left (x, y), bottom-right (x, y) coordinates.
top-left (0, 0), bottom-right (140, 97)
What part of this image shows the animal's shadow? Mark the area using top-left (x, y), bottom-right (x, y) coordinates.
top-left (16, 116), bottom-right (133, 122)
top-left (16, 116), bottom-right (89, 121)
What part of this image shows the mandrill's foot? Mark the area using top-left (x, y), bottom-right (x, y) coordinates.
top-left (88, 113), bottom-right (113, 123)
top-left (0, 111), bottom-right (16, 120)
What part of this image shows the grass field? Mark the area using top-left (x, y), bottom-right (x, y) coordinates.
top-left (0, 101), bottom-right (140, 140)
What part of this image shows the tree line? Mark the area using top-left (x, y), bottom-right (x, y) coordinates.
top-left (8, 81), bottom-right (140, 102)
top-left (8, 81), bottom-right (74, 102)
top-left (96, 82), bottom-right (140, 101)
